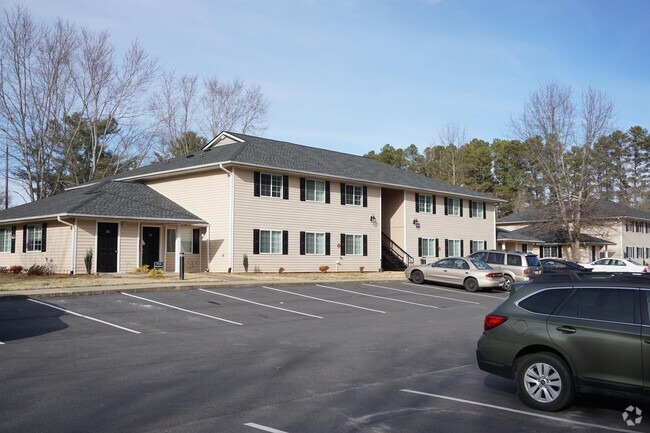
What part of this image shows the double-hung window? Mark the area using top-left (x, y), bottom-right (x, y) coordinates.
top-left (305, 232), bottom-right (326, 255)
top-left (260, 230), bottom-right (283, 254)
top-left (447, 239), bottom-right (462, 256)
top-left (25, 224), bottom-right (42, 252)
top-left (625, 246), bottom-right (634, 258)
top-left (470, 201), bottom-right (484, 218)
top-left (305, 180), bottom-right (325, 202)
top-left (470, 240), bottom-right (486, 253)
top-left (0, 227), bottom-right (11, 253)
top-left (543, 246), bottom-right (560, 258)
top-left (446, 198), bottom-right (461, 216)
top-left (420, 238), bottom-right (436, 256)
top-left (345, 234), bottom-right (363, 255)
top-left (418, 194), bottom-right (433, 213)
top-left (345, 184), bottom-right (363, 206)
top-left (166, 229), bottom-right (176, 253)
top-left (260, 173), bottom-right (283, 198)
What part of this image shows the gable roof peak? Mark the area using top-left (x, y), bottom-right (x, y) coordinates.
top-left (203, 131), bottom-right (245, 149)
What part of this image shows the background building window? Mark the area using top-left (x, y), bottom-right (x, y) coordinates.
top-left (543, 246), bottom-right (560, 257)
top-left (26, 224), bottom-right (42, 252)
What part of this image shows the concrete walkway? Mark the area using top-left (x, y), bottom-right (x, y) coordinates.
top-left (0, 275), bottom-right (408, 299)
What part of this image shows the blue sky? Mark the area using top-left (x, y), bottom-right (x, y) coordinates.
top-left (14, 0), bottom-right (650, 155)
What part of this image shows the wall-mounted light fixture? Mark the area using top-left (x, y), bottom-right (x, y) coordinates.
top-left (412, 218), bottom-right (419, 225)
top-left (370, 215), bottom-right (377, 223)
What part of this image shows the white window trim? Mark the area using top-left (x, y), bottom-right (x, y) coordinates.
top-left (305, 231), bottom-right (326, 255)
top-left (447, 198), bottom-right (461, 216)
top-left (260, 173), bottom-right (283, 198)
top-left (471, 240), bottom-right (486, 252)
top-left (471, 201), bottom-right (484, 218)
top-left (260, 229), bottom-right (283, 254)
top-left (0, 227), bottom-right (11, 253)
top-left (447, 239), bottom-right (461, 256)
top-left (419, 194), bottom-right (433, 213)
top-left (345, 233), bottom-right (363, 255)
top-left (25, 224), bottom-right (43, 253)
top-left (305, 179), bottom-right (326, 203)
top-left (345, 184), bottom-right (363, 206)
top-left (421, 237), bottom-right (436, 256)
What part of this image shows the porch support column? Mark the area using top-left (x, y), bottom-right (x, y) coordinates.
top-left (175, 224), bottom-right (181, 273)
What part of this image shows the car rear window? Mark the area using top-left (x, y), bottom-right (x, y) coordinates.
top-left (518, 288), bottom-right (571, 315)
top-left (526, 255), bottom-right (540, 266)
top-left (556, 288), bottom-right (637, 324)
top-left (507, 255), bottom-right (522, 266)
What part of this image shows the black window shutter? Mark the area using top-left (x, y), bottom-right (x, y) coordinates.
top-left (483, 202), bottom-right (487, 219)
top-left (300, 178), bottom-right (306, 201)
top-left (192, 229), bottom-right (200, 254)
top-left (325, 232), bottom-right (331, 255)
top-left (283, 176), bottom-right (289, 200)
top-left (460, 240), bottom-right (464, 257)
top-left (435, 239), bottom-right (439, 257)
top-left (22, 225), bottom-right (26, 253)
top-left (254, 172), bottom-right (261, 197)
top-left (418, 237), bottom-right (422, 257)
top-left (300, 231), bottom-right (306, 255)
top-left (340, 233), bottom-right (346, 256)
top-left (325, 181), bottom-right (331, 204)
top-left (282, 230), bottom-right (288, 254)
top-left (253, 229), bottom-right (260, 254)
top-left (362, 186), bottom-right (368, 207)
top-left (444, 197), bottom-right (448, 215)
top-left (340, 183), bottom-right (346, 205)
top-left (41, 223), bottom-right (46, 252)
top-left (469, 200), bottom-right (473, 218)
top-left (539, 246), bottom-right (543, 258)
top-left (432, 196), bottom-right (436, 214)
top-left (485, 240), bottom-right (488, 250)
top-left (10, 226), bottom-right (15, 253)
top-left (558, 248), bottom-right (562, 258)
top-left (470, 239), bottom-right (474, 254)
top-left (460, 200), bottom-right (463, 217)
top-left (415, 193), bottom-right (420, 213)
top-left (445, 239), bottom-right (449, 257)
top-left (363, 234), bottom-right (368, 256)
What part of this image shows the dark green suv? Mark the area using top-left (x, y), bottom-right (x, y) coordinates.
top-left (477, 272), bottom-right (650, 411)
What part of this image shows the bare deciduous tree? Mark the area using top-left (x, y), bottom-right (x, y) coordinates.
top-left (511, 82), bottom-right (614, 260)
top-left (202, 76), bottom-right (269, 137)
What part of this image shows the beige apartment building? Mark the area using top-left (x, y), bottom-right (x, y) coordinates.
top-left (0, 132), bottom-right (504, 274)
top-left (497, 200), bottom-right (650, 264)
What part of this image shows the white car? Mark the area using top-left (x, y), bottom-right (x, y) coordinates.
top-left (584, 258), bottom-right (648, 273)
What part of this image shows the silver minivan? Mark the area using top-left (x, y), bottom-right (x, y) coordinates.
top-left (469, 250), bottom-right (542, 291)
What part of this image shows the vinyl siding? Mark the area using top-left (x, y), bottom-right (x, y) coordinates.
top-left (146, 170), bottom-right (230, 272)
top-left (76, 219), bottom-right (96, 273)
top-left (233, 168), bottom-right (381, 272)
top-left (0, 220), bottom-right (72, 273)
top-left (120, 221), bottom-right (139, 272)
top-left (406, 192), bottom-right (496, 260)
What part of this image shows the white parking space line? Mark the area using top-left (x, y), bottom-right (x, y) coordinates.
top-left (363, 283), bottom-right (480, 305)
top-left (28, 299), bottom-right (141, 334)
top-left (199, 289), bottom-right (323, 319)
top-left (244, 422), bottom-right (289, 433)
top-left (262, 286), bottom-right (386, 314)
top-left (400, 389), bottom-right (631, 433)
top-left (315, 285), bottom-right (439, 309)
top-left (401, 282), bottom-right (506, 300)
top-left (121, 293), bottom-right (243, 326)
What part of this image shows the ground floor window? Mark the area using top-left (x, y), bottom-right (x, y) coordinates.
top-left (625, 246), bottom-right (634, 258)
top-left (305, 232), bottom-right (325, 255)
top-left (0, 227), bottom-right (11, 253)
top-left (446, 239), bottom-right (462, 256)
top-left (470, 240), bottom-right (486, 254)
top-left (345, 234), bottom-right (363, 255)
top-left (260, 230), bottom-right (283, 254)
top-left (25, 224), bottom-right (42, 252)
top-left (166, 229), bottom-right (176, 252)
top-left (420, 238), bottom-right (437, 256)
top-left (637, 247), bottom-right (644, 260)
top-left (542, 246), bottom-right (560, 258)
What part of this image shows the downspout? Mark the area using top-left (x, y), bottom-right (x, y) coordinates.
top-left (219, 164), bottom-right (234, 272)
top-left (57, 216), bottom-right (77, 275)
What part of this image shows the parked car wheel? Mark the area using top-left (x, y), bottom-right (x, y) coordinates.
top-left (516, 353), bottom-right (574, 412)
top-left (464, 277), bottom-right (479, 292)
top-left (410, 270), bottom-right (425, 284)
top-left (503, 275), bottom-right (514, 291)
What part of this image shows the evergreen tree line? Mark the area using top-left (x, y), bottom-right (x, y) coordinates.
top-left (364, 125), bottom-right (650, 217)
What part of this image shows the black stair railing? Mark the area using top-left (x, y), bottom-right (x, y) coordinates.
top-left (381, 233), bottom-right (414, 268)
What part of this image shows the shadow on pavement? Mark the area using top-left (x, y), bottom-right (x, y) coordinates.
top-left (0, 297), bottom-right (68, 342)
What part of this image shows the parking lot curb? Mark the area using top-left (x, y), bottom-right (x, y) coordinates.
top-left (0, 277), bottom-right (409, 300)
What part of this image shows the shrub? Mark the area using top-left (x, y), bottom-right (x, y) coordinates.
top-left (319, 265), bottom-right (329, 273)
top-left (84, 249), bottom-right (93, 274)
top-left (0, 266), bottom-right (7, 274)
top-left (8, 265), bottom-right (23, 274)
top-left (27, 264), bottom-right (48, 276)
top-left (243, 253), bottom-right (249, 273)
top-left (359, 266), bottom-right (365, 273)
top-left (135, 264), bottom-right (150, 273)
top-left (147, 269), bottom-right (164, 278)
top-left (278, 267), bottom-right (285, 274)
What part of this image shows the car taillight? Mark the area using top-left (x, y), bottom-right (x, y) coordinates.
top-left (484, 314), bottom-right (508, 331)
top-left (523, 268), bottom-right (530, 276)
top-left (643, 268), bottom-right (647, 273)
top-left (485, 273), bottom-right (500, 278)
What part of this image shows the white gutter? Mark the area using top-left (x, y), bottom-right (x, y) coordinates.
top-left (219, 164), bottom-right (235, 272)
top-left (57, 216), bottom-right (77, 275)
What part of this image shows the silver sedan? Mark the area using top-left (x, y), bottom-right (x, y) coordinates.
top-left (405, 257), bottom-right (505, 292)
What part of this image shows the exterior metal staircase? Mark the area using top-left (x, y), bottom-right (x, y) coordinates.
top-left (381, 233), bottom-right (414, 271)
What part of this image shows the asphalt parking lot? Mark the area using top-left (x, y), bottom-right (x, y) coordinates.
top-left (0, 281), bottom-right (645, 432)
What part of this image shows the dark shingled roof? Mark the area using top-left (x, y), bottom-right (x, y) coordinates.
top-left (496, 227), bottom-right (545, 243)
top-left (0, 181), bottom-right (205, 224)
top-left (114, 132), bottom-right (505, 202)
top-left (498, 200), bottom-right (650, 224)
top-left (498, 226), bottom-right (614, 246)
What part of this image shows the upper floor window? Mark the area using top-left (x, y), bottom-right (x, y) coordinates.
top-left (261, 173), bottom-right (283, 198)
top-left (418, 194), bottom-right (434, 213)
top-left (345, 185), bottom-right (363, 206)
top-left (625, 222), bottom-right (633, 232)
top-left (305, 180), bottom-right (325, 202)
top-left (445, 198), bottom-right (462, 216)
top-left (470, 200), bottom-right (485, 218)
